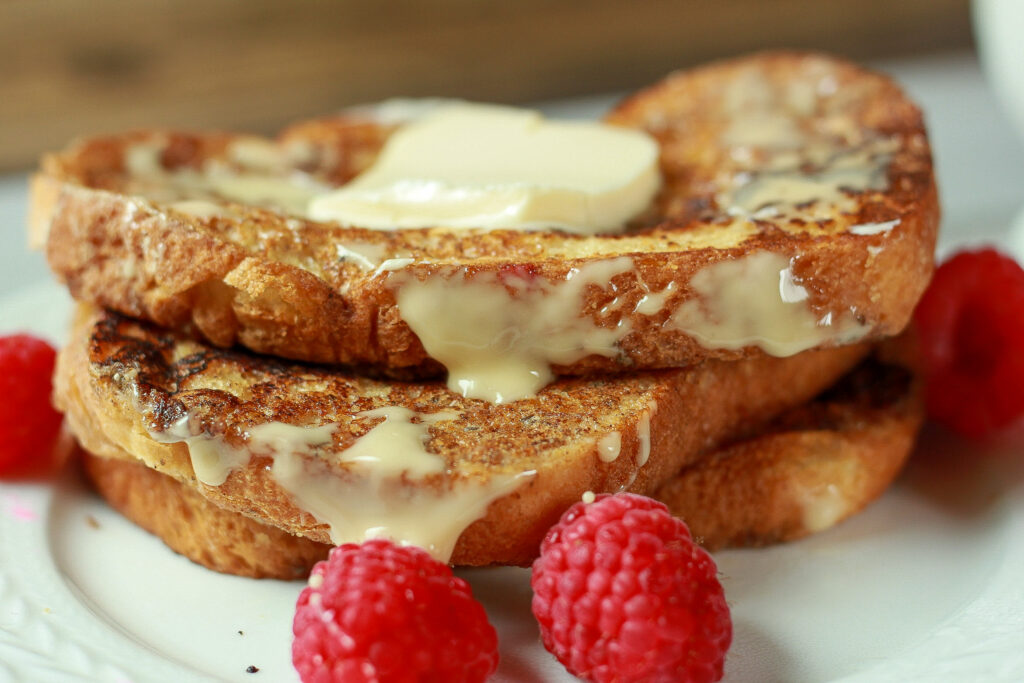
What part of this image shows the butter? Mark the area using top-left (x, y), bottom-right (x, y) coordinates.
top-left (226, 138), bottom-right (298, 171)
top-left (668, 251), bottom-right (870, 356)
top-left (716, 65), bottom-right (898, 221)
top-left (637, 401), bottom-right (656, 467)
top-left (308, 103), bottom-right (660, 234)
top-left (149, 415), bottom-right (336, 486)
top-left (335, 241), bottom-right (389, 271)
top-left (248, 421), bottom-right (338, 457)
top-left (607, 402), bottom-right (657, 492)
top-left (206, 174), bottom-right (325, 215)
top-left (597, 432), bottom-right (622, 463)
top-left (150, 415), bottom-right (251, 486)
top-left (273, 452), bottom-right (528, 562)
top-left (262, 408), bottom-right (530, 562)
top-left (393, 257), bottom-right (636, 403)
top-left (721, 139), bottom-right (897, 219)
top-left (123, 139), bottom-right (330, 215)
top-left (374, 257), bottom-right (416, 275)
top-left (849, 219), bottom-right (900, 236)
top-left (168, 200), bottom-right (231, 219)
top-left (393, 248), bottom-right (863, 401)
top-left (722, 112), bottom-right (806, 150)
top-left (344, 97), bottom-right (464, 125)
top-left (797, 483), bottom-right (851, 533)
top-left (334, 407), bottom-right (454, 478)
top-left (634, 281), bottom-right (676, 315)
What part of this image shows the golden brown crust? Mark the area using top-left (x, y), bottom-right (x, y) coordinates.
top-left (55, 304), bottom-right (868, 567)
top-left (82, 450), bottom-right (330, 579)
top-left (78, 357), bottom-right (921, 578)
top-left (34, 52), bottom-right (938, 375)
top-left (656, 359), bottom-right (923, 549)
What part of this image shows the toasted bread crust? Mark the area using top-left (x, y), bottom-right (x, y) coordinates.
top-left (34, 52), bottom-right (937, 375)
top-left (656, 359), bottom-right (923, 549)
top-left (82, 449), bottom-right (330, 579)
top-left (78, 357), bottom-right (921, 578)
top-left (55, 305), bottom-right (868, 567)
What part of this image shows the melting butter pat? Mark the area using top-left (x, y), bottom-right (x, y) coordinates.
top-left (308, 103), bottom-right (660, 234)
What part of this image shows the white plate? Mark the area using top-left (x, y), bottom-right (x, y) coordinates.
top-left (1, 281), bottom-right (1023, 683)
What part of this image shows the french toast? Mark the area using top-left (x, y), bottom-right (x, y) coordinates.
top-left (658, 357), bottom-right (922, 550)
top-left (55, 304), bottom-right (869, 568)
top-left (81, 449), bottom-right (332, 579)
top-left (31, 53), bottom-right (938, 395)
top-left (77, 355), bottom-right (921, 579)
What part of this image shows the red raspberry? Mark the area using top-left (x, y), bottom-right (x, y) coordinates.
top-left (292, 539), bottom-right (498, 683)
top-left (531, 493), bottom-right (731, 683)
top-left (914, 248), bottom-right (1024, 438)
top-left (0, 334), bottom-right (64, 479)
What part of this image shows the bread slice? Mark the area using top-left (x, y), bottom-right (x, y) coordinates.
top-left (78, 356), bottom-right (920, 578)
top-left (81, 449), bottom-right (330, 579)
top-left (54, 304), bottom-right (868, 567)
top-left (657, 358), bottom-right (922, 549)
top-left (32, 52), bottom-right (938, 380)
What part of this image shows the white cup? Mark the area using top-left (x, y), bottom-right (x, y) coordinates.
top-left (974, 0), bottom-right (1024, 142)
top-left (974, 0), bottom-right (1024, 262)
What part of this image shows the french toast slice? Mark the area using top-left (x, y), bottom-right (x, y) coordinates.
top-left (657, 357), bottom-right (922, 549)
top-left (78, 356), bottom-right (921, 578)
top-left (54, 304), bottom-right (868, 567)
top-left (81, 449), bottom-right (331, 579)
top-left (32, 52), bottom-right (938, 382)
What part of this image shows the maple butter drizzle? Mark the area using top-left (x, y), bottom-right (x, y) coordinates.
top-left (722, 140), bottom-right (896, 220)
top-left (637, 401), bottom-right (656, 467)
top-left (392, 258), bottom-right (638, 404)
top-left (714, 64), bottom-right (899, 223)
top-left (149, 407), bottom-right (532, 563)
top-left (597, 432), bottom-right (623, 463)
top-left (151, 414), bottom-right (255, 486)
top-left (668, 251), bottom-right (869, 356)
top-left (123, 139), bottom-right (328, 215)
top-left (393, 248), bottom-right (871, 405)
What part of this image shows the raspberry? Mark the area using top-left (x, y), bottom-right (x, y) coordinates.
top-left (292, 539), bottom-right (498, 683)
top-left (531, 493), bottom-right (731, 683)
top-left (0, 334), bottom-right (64, 479)
top-left (914, 248), bottom-right (1024, 438)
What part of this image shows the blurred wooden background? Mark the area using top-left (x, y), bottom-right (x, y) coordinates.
top-left (1, 0), bottom-right (972, 171)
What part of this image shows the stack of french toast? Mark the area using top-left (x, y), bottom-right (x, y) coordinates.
top-left (30, 52), bottom-right (937, 578)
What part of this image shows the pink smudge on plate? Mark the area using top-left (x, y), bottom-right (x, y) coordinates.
top-left (3, 494), bottom-right (37, 521)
